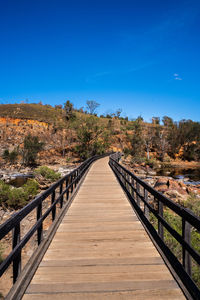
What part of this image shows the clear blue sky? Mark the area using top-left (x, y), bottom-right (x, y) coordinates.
top-left (0, 0), bottom-right (200, 122)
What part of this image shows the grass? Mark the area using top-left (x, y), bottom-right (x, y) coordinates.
top-left (0, 103), bottom-right (63, 123)
top-left (0, 103), bottom-right (127, 130)
top-left (150, 195), bottom-right (200, 288)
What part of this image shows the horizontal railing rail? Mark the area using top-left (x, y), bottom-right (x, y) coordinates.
top-left (109, 152), bottom-right (200, 300)
top-left (0, 153), bottom-right (109, 295)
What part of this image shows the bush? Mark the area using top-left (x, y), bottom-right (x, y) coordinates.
top-left (2, 149), bottom-right (9, 162)
top-left (23, 179), bottom-right (39, 197)
top-left (2, 149), bottom-right (18, 164)
top-left (6, 188), bottom-right (29, 208)
top-left (145, 158), bottom-right (160, 169)
top-left (35, 166), bottom-right (61, 181)
top-left (0, 180), bottom-right (11, 204)
top-left (22, 134), bottom-right (44, 165)
top-left (131, 155), bottom-right (146, 164)
top-left (123, 147), bottom-right (131, 158)
top-left (9, 149), bottom-right (18, 163)
top-left (0, 179), bottom-right (39, 209)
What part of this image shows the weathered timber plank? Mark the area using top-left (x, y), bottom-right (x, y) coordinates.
top-left (23, 157), bottom-right (185, 299)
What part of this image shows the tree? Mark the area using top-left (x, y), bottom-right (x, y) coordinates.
top-left (129, 119), bottom-right (145, 162)
top-left (75, 116), bottom-right (109, 159)
top-left (22, 134), bottom-right (44, 165)
top-left (143, 126), bottom-right (155, 160)
top-left (64, 100), bottom-right (74, 120)
top-left (153, 126), bottom-right (168, 161)
top-left (162, 116), bottom-right (173, 127)
top-left (86, 100), bottom-right (100, 115)
top-left (116, 108), bottom-right (122, 118)
top-left (152, 117), bottom-right (160, 125)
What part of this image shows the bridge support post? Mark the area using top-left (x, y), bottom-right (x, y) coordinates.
top-left (158, 200), bottom-right (164, 240)
top-left (51, 191), bottom-right (56, 221)
top-left (182, 220), bottom-right (192, 276)
top-left (144, 190), bottom-right (149, 219)
top-left (60, 183), bottom-right (63, 208)
top-left (136, 182), bottom-right (140, 207)
top-left (37, 203), bottom-right (43, 244)
top-left (12, 224), bottom-right (21, 283)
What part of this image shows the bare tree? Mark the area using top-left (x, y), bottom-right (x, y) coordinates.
top-left (86, 100), bottom-right (100, 114)
top-left (116, 108), bottom-right (122, 118)
top-left (143, 126), bottom-right (155, 160)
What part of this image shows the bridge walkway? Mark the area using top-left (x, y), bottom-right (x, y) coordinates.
top-left (23, 157), bottom-right (185, 299)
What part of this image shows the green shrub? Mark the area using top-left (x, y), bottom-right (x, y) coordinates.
top-left (9, 149), bottom-right (18, 164)
top-left (2, 149), bottom-right (9, 161)
top-left (131, 155), bottom-right (146, 164)
top-left (123, 147), bottom-right (131, 158)
top-left (22, 134), bottom-right (44, 165)
top-left (145, 158), bottom-right (160, 169)
top-left (2, 149), bottom-right (18, 164)
top-left (23, 179), bottom-right (39, 197)
top-left (0, 179), bottom-right (39, 209)
top-left (35, 166), bottom-right (61, 181)
top-left (0, 180), bottom-right (11, 205)
top-left (6, 188), bottom-right (29, 208)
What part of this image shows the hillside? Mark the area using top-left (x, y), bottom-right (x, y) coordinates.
top-left (0, 103), bottom-right (129, 166)
top-left (0, 103), bottom-right (200, 167)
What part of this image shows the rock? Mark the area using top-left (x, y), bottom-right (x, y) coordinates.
top-left (133, 168), bottom-right (147, 175)
top-left (147, 170), bottom-right (157, 176)
top-left (165, 190), bottom-right (188, 202)
top-left (154, 177), bottom-right (168, 188)
top-left (57, 166), bottom-right (75, 177)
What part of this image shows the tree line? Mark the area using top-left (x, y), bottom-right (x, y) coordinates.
top-left (126, 116), bottom-right (200, 162)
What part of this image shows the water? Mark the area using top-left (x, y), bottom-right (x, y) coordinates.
top-left (156, 167), bottom-right (200, 185)
top-left (8, 174), bottom-right (34, 187)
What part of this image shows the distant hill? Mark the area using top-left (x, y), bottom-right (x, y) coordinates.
top-left (0, 103), bottom-right (63, 123)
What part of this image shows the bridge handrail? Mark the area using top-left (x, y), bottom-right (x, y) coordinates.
top-left (109, 153), bottom-right (200, 300)
top-left (0, 154), bottom-right (108, 288)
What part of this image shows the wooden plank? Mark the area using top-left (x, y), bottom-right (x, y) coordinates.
top-left (23, 157), bottom-right (185, 299)
top-left (22, 289), bottom-right (186, 300)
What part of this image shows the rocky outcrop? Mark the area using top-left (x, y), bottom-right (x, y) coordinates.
top-left (122, 161), bottom-right (200, 204)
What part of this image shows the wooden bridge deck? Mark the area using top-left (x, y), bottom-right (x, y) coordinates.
top-left (23, 157), bottom-right (185, 299)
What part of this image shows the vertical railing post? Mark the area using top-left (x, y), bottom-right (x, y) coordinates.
top-left (60, 182), bottom-right (63, 208)
top-left (182, 219), bottom-right (192, 276)
top-left (51, 190), bottom-right (56, 221)
top-left (71, 174), bottom-right (74, 193)
top-left (136, 182), bottom-right (140, 207)
top-left (66, 177), bottom-right (69, 201)
top-left (144, 189), bottom-right (149, 219)
top-left (74, 171), bottom-right (77, 188)
top-left (37, 202), bottom-right (43, 245)
top-left (12, 223), bottom-right (21, 283)
top-left (128, 174), bottom-right (131, 194)
top-left (131, 177), bottom-right (135, 199)
top-left (158, 200), bottom-right (164, 240)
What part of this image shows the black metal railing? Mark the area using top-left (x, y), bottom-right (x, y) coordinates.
top-left (0, 154), bottom-right (108, 295)
top-left (109, 153), bottom-right (200, 300)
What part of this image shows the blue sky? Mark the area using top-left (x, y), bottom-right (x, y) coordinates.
top-left (0, 0), bottom-right (200, 122)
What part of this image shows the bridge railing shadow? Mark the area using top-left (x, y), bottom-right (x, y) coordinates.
top-left (109, 152), bottom-right (200, 300)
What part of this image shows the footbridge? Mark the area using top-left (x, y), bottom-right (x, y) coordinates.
top-left (0, 154), bottom-right (200, 299)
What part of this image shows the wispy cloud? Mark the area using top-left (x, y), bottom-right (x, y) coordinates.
top-left (173, 73), bottom-right (183, 81)
top-left (85, 61), bottom-right (155, 84)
